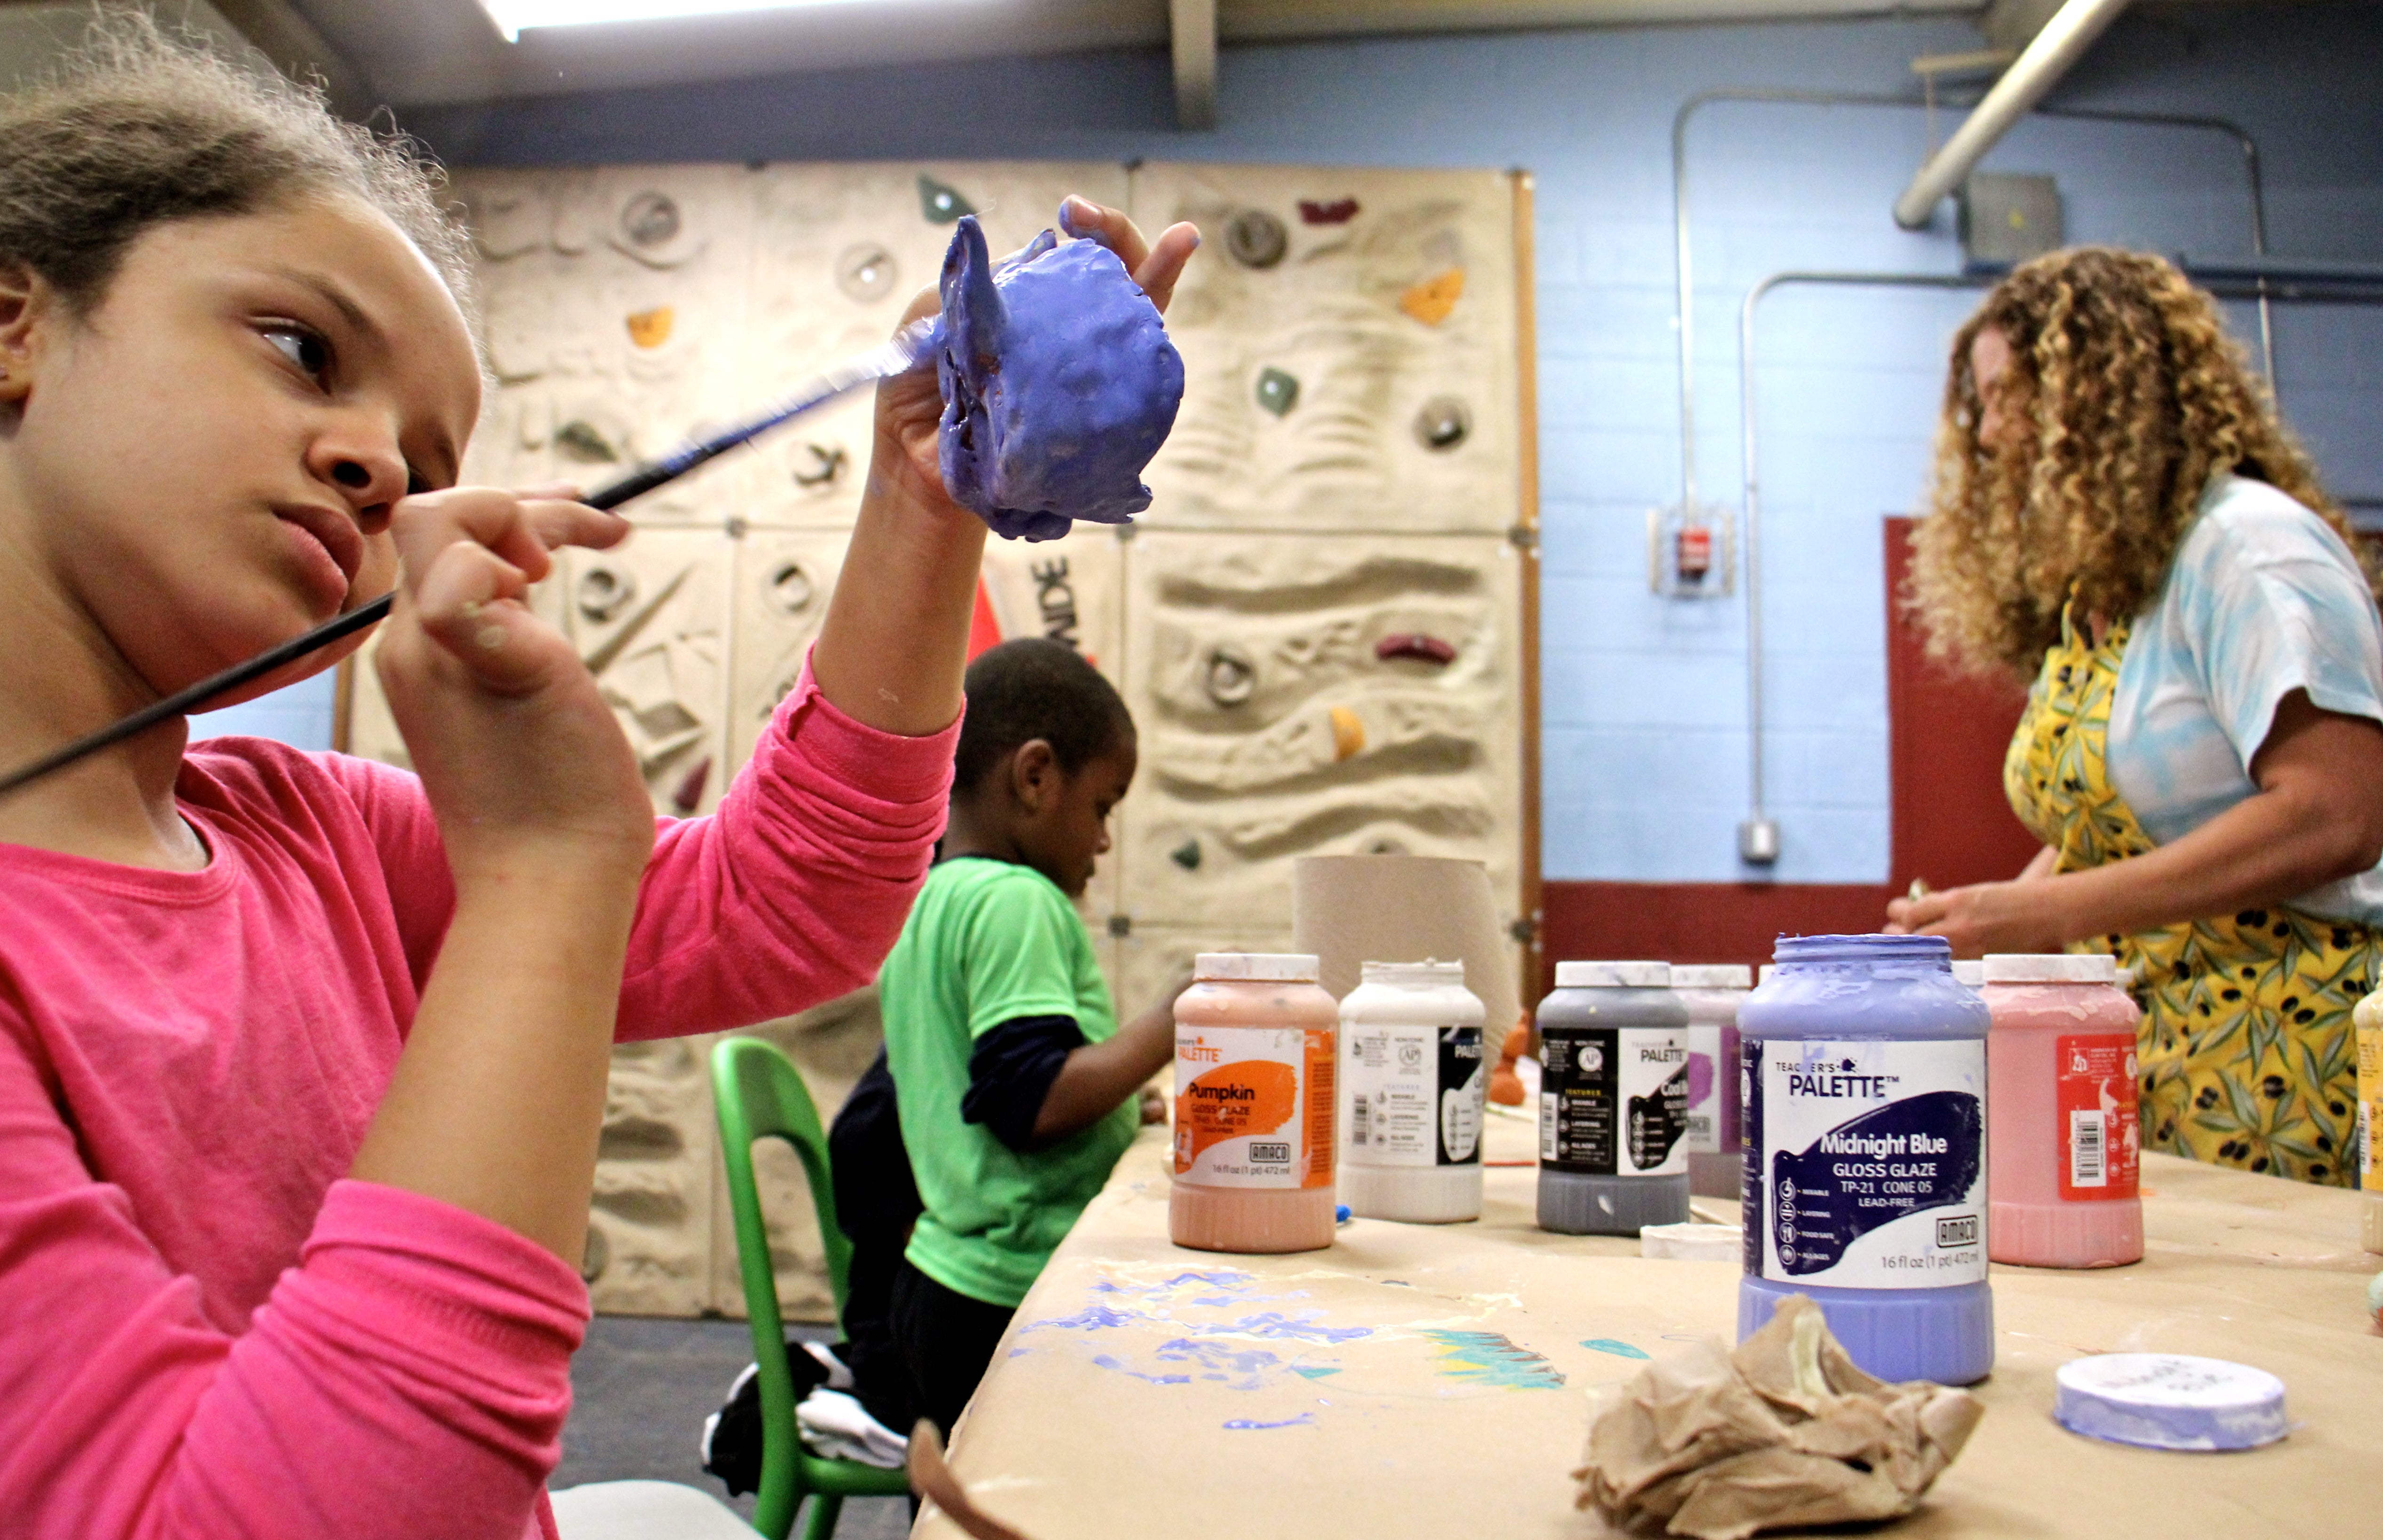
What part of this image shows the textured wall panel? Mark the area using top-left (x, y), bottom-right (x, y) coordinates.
top-left (1129, 164), bottom-right (1519, 536)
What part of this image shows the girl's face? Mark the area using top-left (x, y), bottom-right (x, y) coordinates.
top-left (0, 194), bottom-right (481, 705)
top-left (1969, 325), bottom-right (2023, 455)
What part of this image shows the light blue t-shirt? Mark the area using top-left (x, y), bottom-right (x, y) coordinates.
top-left (2109, 473), bottom-right (2383, 923)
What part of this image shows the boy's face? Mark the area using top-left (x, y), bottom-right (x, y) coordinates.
top-left (0, 194), bottom-right (482, 707)
top-left (1014, 734), bottom-right (1136, 898)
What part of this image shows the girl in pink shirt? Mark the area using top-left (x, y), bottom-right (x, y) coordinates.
top-left (0, 20), bottom-right (1195, 1540)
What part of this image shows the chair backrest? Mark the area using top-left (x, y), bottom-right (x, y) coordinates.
top-left (711, 1035), bottom-right (853, 1535)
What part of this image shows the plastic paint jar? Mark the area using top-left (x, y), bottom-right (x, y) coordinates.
top-left (1535, 961), bottom-right (1692, 1235)
top-left (2356, 984), bottom-right (2383, 1254)
top-left (1171, 952), bottom-right (1339, 1254)
top-left (1739, 934), bottom-right (1993, 1385)
top-left (1982, 953), bottom-right (2143, 1268)
top-left (1338, 960), bottom-right (1488, 1223)
top-left (1673, 965), bottom-right (1753, 1201)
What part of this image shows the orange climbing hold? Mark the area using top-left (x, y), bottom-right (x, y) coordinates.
top-left (1328, 706), bottom-right (1365, 761)
top-left (1399, 269), bottom-right (1464, 326)
top-left (625, 306), bottom-right (675, 348)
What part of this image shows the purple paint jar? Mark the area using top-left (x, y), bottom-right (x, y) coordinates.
top-left (1739, 934), bottom-right (1994, 1385)
top-left (1671, 965), bottom-right (1750, 1200)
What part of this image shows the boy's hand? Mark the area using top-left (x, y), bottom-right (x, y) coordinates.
top-left (868, 197), bottom-right (1201, 520)
top-left (373, 486), bottom-right (654, 889)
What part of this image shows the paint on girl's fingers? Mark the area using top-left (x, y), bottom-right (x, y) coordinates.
top-left (1582, 1339), bottom-right (1651, 1360)
top-left (1422, 1330), bottom-right (1566, 1390)
top-left (1223, 1414), bottom-right (1315, 1431)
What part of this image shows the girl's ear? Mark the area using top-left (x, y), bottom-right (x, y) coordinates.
top-left (0, 263), bottom-right (46, 406)
top-left (1009, 738), bottom-right (1059, 813)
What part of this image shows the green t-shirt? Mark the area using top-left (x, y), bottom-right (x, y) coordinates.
top-left (881, 856), bottom-right (1139, 1308)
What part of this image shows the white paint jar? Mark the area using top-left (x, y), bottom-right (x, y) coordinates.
top-left (1337, 960), bottom-right (1488, 1223)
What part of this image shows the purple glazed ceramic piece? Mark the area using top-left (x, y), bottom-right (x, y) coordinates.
top-left (936, 214), bottom-right (1185, 542)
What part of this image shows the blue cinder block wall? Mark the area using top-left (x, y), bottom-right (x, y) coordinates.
top-left (218, 8), bottom-right (2381, 890)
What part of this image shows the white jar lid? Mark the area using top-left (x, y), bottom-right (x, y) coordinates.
top-left (1670, 964), bottom-right (1752, 990)
top-left (1951, 960), bottom-right (1985, 986)
top-left (1360, 958), bottom-right (1465, 981)
top-left (1555, 960), bottom-right (1670, 989)
top-left (1195, 952), bottom-right (1320, 982)
top-left (1983, 952), bottom-right (2118, 984)
top-left (2054, 1354), bottom-right (2288, 1451)
top-left (1757, 964), bottom-right (1778, 985)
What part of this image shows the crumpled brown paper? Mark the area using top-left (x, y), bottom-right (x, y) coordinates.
top-left (1573, 1295), bottom-right (1985, 1540)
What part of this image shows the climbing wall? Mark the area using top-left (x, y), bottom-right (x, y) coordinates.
top-left (342, 161), bottom-right (1534, 1317)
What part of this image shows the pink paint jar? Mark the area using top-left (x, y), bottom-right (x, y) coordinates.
top-left (1170, 953), bottom-right (1339, 1254)
top-left (1983, 953), bottom-right (2143, 1268)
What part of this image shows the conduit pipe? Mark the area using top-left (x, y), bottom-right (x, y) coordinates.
top-left (1890, 0), bottom-right (2134, 230)
top-left (1672, 87), bottom-right (2274, 864)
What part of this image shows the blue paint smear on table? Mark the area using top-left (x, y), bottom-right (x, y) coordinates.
top-left (1195, 1311), bottom-right (1372, 1345)
top-left (1223, 1414), bottom-right (1317, 1431)
top-left (1293, 1366), bottom-right (1343, 1380)
top-left (1093, 1353), bottom-right (1192, 1385)
top-left (1583, 1339), bottom-right (1651, 1360)
top-left (1422, 1331), bottom-right (1567, 1390)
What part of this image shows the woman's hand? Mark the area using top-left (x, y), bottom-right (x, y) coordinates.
top-left (372, 486), bottom-right (653, 887)
top-left (1884, 881), bottom-right (2067, 958)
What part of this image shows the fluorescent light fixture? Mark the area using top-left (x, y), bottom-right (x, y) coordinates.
top-left (475, 0), bottom-right (936, 43)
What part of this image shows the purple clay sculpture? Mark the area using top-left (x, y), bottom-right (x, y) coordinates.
top-left (936, 214), bottom-right (1185, 542)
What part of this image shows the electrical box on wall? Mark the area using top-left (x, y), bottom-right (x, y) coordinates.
top-left (1960, 173), bottom-right (2062, 268)
top-left (1647, 501), bottom-right (1736, 599)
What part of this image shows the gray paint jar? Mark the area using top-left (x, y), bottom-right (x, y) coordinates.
top-left (1535, 960), bottom-right (1692, 1235)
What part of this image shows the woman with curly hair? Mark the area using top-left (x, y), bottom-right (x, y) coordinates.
top-left (1887, 247), bottom-right (2383, 1187)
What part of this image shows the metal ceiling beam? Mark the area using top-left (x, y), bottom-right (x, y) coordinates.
top-left (1890, 0), bottom-right (2131, 229)
top-left (1172, 0), bottom-right (1217, 130)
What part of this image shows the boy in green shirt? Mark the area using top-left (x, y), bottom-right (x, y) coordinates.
top-left (880, 639), bottom-right (1179, 1437)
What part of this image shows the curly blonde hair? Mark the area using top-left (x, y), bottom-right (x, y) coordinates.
top-left (1908, 247), bottom-right (2362, 677)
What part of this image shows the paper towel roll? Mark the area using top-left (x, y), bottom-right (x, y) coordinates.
top-left (1291, 855), bottom-right (1521, 1029)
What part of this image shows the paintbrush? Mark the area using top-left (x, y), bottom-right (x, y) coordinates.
top-left (0, 317), bottom-right (939, 799)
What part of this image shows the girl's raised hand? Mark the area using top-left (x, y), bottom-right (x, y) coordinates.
top-left (372, 486), bottom-right (654, 887)
top-left (869, 197), bottom-right (1201, 517)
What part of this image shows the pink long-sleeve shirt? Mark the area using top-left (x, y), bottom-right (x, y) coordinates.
top-left (0, 663), bottom-right (955, 1540)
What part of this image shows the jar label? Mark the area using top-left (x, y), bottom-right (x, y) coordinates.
top-left (1537, 1025), bottom-right (1690, 1176)
top-left (1345, 1023), bottom-right (1483, 1167)
top-left (1744, 1038), bottom-right (1986, 1289)
top-left (1174, 1025), bottom-right (1335, 1189)
top-left (1684, 1024), bottom-right (1726, 1154)
top-left (2057, 1032), bottom-right (2141, 1200)
top-left (2360, 1013), bottom-right (2383, 1194)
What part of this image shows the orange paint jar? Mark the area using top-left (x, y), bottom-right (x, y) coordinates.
top-left (1170, 953), bottom-right (1340, 1254)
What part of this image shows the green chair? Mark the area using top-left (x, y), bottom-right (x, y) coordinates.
top-left (712, 1037), bottom-right (912, 1540)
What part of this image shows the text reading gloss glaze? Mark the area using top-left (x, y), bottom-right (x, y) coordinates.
top-left (1741, 934), bottom-right (1993, 1385)
top-left (1171, 952), bottom-right (1338, 1254)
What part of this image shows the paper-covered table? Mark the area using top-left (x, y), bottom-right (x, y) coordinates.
top-left (917, 1109), bottom-right (2381, 1538)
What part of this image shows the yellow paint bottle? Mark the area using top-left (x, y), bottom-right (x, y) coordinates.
top-left (2356, 985), bottom-right (2383, 1254)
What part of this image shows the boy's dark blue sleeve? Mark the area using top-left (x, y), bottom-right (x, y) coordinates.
top-left (962, 1014), bottom-right (1087, 1152)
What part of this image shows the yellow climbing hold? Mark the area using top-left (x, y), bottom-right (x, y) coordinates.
top-left (1399, 268), bottom-right (1464, 326)
top-left (626, 306), bottom-right (675, 348)
top-left (1329, 706), bottom-right (1366, 762)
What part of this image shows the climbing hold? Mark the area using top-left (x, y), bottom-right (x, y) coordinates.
top-left (619, 191), bottom-right (681, 249)
top-left (555, 419), bottom-right (619, 464)
top-left (1375, 633), bottom-right (1458, 666)
top-left (936, 214), bottom-right (1184, 542)
top-left (764, 560), bottom-right (814, 615)
top-left (1330, 706), bottom-right (1366, 762)
top-left (625, 306), bottom-right (674, 348)
top-left (1298, 197), bottom-right (1359, 225)
top-left (1224, 208), bottom-right (1288, 269)
top-left (792, 442), bottom-right (847, 489)
top-left (1254, 367), bottom-right (1300, 417)
top-left (1413, 396), bottom-right (1471, 451)
top-left (669, 755), bottom-right (712, 816)
top-left (1204, 644), bottom-right (1256, 707)
top-left (1399, 268), bottom-right (1465, 326)
top-left (579, 1224), bottom-right (609, 1285)
top-left (836, 242), bottom-right (897, 302)
top-left (575, 566), bottom-right (636, 623)
top-left (917, 174), bottom-right (975, 224)
top-left (1170, 839), bottom-right (1203, 871)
